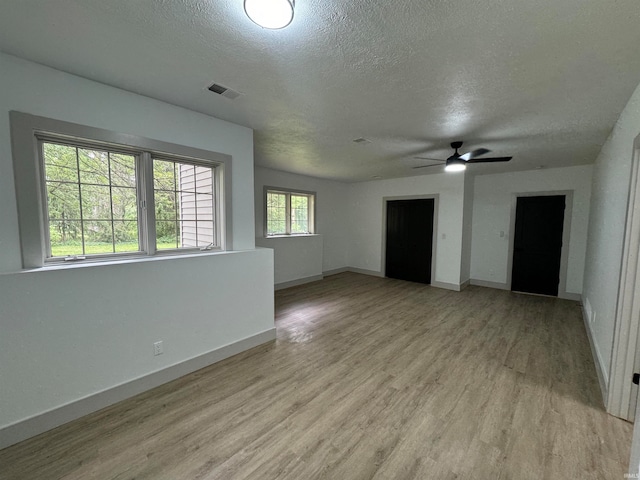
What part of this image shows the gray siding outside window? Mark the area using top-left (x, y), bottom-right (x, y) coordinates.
top-left (179, 164), bottom-right (215, 247)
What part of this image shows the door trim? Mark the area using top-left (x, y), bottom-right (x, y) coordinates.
top-left (506, 191), bottom-right (574, 299)
top-left (608, 132), bottom-right (640, 421)
top-left (381, 194), bottom-right (439, 285)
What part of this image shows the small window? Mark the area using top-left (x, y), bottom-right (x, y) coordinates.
top-left (10, 111), bottom-right (232, 268)
top-left (265, 188), bottom-right (315, 236)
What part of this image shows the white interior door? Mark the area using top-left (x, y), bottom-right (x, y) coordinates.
top-left (608, 137), bottom-right (640, 421)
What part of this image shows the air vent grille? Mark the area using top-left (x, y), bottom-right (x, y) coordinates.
top-left (207, 83), bottom-right (243, 100)
top-left (208, 83), bottom-right (227, 94)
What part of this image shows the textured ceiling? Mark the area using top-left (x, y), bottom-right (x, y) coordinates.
top-left (1, 0), bottom-right (640, 181)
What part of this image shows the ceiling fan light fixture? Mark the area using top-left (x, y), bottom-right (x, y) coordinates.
top-left (444, 158), bottom-right (466, 172)
top-left (244, 0), bottom-right (295, 29)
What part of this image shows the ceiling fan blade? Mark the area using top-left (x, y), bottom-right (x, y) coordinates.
top-left (412, 164), bottom-right (443, 169)
top-left (466, 156), bottom-right (512, 163)
top-left (459, 148), bottom-right (491, 161)
top-left (413, 156), bottom-right (445, 162)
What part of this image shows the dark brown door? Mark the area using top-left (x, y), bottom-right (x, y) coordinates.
top-left (511, 195), bottom-right (566, 296)
top-left (385, 199), bottom-right (434, 284)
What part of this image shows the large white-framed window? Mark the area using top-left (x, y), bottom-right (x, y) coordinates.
top-left (11, 111), bottom-right (232, 268)
top-left (265, 187), bottom-right (315, 236)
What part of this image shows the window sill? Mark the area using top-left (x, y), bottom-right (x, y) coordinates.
top-left (18, 249), bottom-right (235, 273)
top-left (263, 234), bottom-right (321, 239)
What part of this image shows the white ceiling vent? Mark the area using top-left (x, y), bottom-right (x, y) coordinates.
top-left (207, 83), bottom-right (242, 100)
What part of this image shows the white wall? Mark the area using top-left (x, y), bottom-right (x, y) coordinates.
top-left (347, 173), bottom-right (466, 287)
top-left (470, 165), bottom-right (593, 296)
top-left (583, 81), bottom-right (640, 377)
top-left (0, 53), bottom-right (274, 445)
top-left (257, 235), bottom-right (324, 286)
top-left (460, 174), bottom-right (475, 283)
top-left (254, 167), bottom-right (350, 285)
top-left (0, 250), bottom-right (274, 433)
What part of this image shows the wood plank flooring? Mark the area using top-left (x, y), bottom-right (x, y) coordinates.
top-left (0, 272), bottom-right (632, 479)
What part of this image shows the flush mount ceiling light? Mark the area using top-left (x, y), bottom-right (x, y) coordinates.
top-left (244, 0), bottom-right (295, 29)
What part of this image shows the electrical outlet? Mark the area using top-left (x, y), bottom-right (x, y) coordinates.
top-left (153, 341), bottom-right (163, 356)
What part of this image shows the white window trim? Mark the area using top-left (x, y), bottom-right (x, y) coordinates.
top-left (10, 111), bottom-right (233, 268)
top-left (264, 186), bottom-right (316, 237)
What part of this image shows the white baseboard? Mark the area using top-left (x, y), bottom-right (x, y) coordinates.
top-left (322, 267), bottom-right (349, 277)
top-left (581, 306), bottom-right (608, 405)
top-left (431, 281), bottom-right (463, 292)
top-left (275, 275), bottom-right (324, 290)
top-left (274, 268), bottom-right (382, 291)
top-left (0, 328), bottom-right (277, 450)
top-left (347, 267), bottom-right (384, 278)
top-left (470, 279), bottom-right (510, 290)
top-left (283, 270), bottom-right (466, 293)
top-left (336, 269), bottom-right (466, 291)
top-left (470, 279), bottom-right (583, 303)
top-left (559, 292), bottom-right (582, 302)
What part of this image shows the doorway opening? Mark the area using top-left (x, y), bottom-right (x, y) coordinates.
top-left (511, 195), bottom-right (566, 296)
top-left (384, 198), bottom-right (435, 284)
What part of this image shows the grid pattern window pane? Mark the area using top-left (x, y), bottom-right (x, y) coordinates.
top-left (153, 159), bottom-right (216, 250)
top-left (267, 192), bottom-right (287, 235)
top-left (266, 190), bottom-right (314, 236)
top-left (43, 142), bottom-right (139, 257)
top-left (291, 195), bottom-right (309, 234)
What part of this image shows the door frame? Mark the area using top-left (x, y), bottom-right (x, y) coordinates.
top-left (608, 133), bottom-right (640, 422)
top-left (506, 190), bottom-right (576, 300)
top-left (381, 194), bottom-right (439, 285)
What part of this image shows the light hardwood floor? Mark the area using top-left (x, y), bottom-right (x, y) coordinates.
top-left (0, 272), bottom-right (632, 479)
